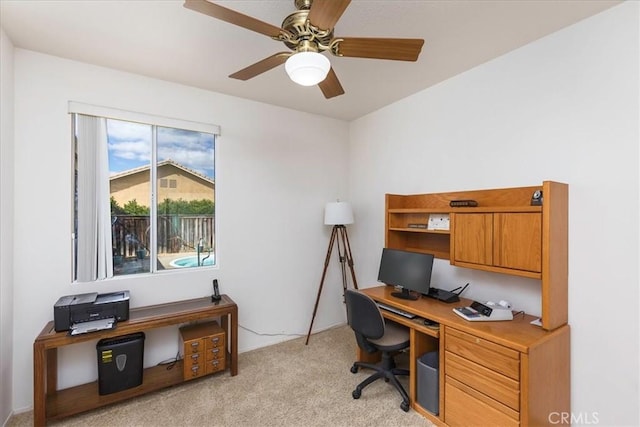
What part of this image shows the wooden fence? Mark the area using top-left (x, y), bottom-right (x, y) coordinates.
top-left (112, 215), bottom-right (214, 257)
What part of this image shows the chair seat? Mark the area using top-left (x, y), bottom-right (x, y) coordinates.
top-left (369, 321), bottom-right (409, 352)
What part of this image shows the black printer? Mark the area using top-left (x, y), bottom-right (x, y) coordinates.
top-left (54, 290), bottom-right (130, 333)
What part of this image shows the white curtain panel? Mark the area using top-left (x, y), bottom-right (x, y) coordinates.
top-left (76, 114), bottom-right (113, 281)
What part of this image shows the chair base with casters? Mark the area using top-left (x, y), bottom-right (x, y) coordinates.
top-left (345, 289), bottom-right (411, 412)
top-left (350, 348), bottom-right (410, 412)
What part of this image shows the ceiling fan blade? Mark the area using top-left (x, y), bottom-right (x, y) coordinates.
top-left (333, 37), bottom-right (424, 61)
top-left (229, 52), bottom-right (290, 81)
top-left (307, 0), bottom-right (351, 30)
top-left (184, 0), bottom-right (289, 39)
top-left (318, 68), bottom-right (345, 99)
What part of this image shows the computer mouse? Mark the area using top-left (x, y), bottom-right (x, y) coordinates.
top-left (423, 319), bottom-right (438, 327)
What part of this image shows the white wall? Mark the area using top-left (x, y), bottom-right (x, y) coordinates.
top-left (0, 27), bottom-right (15, 426)
top-left (349, 2), bottom-right (638, 425)
top-left (11, 50), bottom-right (350, 410)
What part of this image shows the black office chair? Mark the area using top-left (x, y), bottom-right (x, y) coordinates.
top-left (345, 289), bottom-right (411, 412)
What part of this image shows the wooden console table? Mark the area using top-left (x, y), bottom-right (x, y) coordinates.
top-left (33, 295), bottom-right (238, 426)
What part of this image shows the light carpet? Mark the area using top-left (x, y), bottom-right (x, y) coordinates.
top-left (8, 325), bottom-right (433, 426)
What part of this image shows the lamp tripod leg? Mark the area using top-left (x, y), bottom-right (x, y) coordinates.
top-left (305, 226), bottom-right (338, 345)
top-left (305, 225), bottom-right (359, 345)
top-left (339, 225), bottom-right (358, 290)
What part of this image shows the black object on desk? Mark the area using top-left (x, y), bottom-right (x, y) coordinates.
top-left (426, 288), bottom-right (460, 303)
top-left (426, 283), bottom-right (469, 304)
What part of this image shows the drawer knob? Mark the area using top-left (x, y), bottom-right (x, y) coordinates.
top-left (191, 353), bottom-right (199, 360)
top-left (191, 342), bottom-right (199, 348)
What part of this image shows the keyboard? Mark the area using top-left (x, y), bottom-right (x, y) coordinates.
top-left (376, 302), bottom-right (416, 319)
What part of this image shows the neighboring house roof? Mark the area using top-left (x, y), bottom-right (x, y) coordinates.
top-left (110, 159), bottom-right (214, 185)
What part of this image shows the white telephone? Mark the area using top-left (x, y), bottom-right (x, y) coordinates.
top-left (453, 300), bottom-right (513, 322)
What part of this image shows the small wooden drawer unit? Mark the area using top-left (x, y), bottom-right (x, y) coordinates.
top-left (444, 327), bottom-right (521, 426)
top-left (180, 321), bottom-right (226, 380)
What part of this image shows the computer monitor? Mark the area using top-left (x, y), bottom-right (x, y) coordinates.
top-left (377, 248), bottom-right (435, 300)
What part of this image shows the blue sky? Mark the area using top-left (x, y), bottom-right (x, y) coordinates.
top-left (106, 119), bottom-right (215, 179)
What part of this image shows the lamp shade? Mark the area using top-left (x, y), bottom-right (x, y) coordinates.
top-left (285, 52), bottom-right (331, 86)
top-left (324, 202), bottom-right (354, 225)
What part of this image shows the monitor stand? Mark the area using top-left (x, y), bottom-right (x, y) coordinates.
top-left (391, 288), bottom-right (419, 301)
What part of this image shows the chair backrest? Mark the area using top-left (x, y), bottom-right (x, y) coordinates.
top-left (345, 289), bottom-right (385, 353)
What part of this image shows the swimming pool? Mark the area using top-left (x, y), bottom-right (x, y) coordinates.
top-left (170, 255), bottom-right (215, 268)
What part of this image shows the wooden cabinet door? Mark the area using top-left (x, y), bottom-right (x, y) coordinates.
top-left (453, 214), bottom-right (492, 265)
top-left (493, 213), bottom-right (542, 273)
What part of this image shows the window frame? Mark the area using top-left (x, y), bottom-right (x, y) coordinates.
top-left (69, 102), bottom-right (220, 282)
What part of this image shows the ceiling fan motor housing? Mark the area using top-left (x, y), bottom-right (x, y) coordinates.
top-left (281, 9), bottom-right (334, 52)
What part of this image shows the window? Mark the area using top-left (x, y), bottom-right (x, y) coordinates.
top-left (71, 103), bottom-right (219, 282)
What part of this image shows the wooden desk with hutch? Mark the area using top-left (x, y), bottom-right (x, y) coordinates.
top-left (359, 286), bottom-right (569, 426)
top-left (360, 181), bottom-right (570, 426)
top-left (33, 295), bottom-right (238, 426)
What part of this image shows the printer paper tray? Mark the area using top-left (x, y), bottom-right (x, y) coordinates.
top-left (70, 317), bottom-right (115, 335)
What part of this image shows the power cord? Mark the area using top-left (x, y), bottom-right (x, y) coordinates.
top-left (239, 324), bottom-right (306, 338)
top-left (158, 350), bottom-right (181, 370)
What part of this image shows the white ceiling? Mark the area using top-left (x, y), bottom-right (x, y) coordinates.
top-left (0, 0), bottom-right (620, 121)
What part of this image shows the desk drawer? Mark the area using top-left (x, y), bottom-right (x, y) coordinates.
top-left (206, 332), bottom-right (224, 349)
top-left (184, 338), bottom-right (205, 355)
top-left (446, 351), bottom-right (520, 411)
top-left (445, 380), bottom-right (519, 427)
top-left (206, 346), bottom-right (224, 361)
top-left (206, 358), bottom-right (226, 374)
top-left (445, 327), bottom-right (520, 380)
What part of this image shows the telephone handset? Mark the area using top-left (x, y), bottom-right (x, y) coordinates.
top-left (211, 279), bottom-right (221, 302)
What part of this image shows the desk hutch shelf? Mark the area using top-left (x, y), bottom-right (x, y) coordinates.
top-left (385, 180), bottom-right (568, 331)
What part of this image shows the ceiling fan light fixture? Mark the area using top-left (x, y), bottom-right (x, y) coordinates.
top-left (285, 52), bottom-right (330, 86)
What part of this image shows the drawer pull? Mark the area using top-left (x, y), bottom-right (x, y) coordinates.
top-left (190, 342), bottom-right (200, 348)
top-left (191, 353), bottom-right (199, 361)
top-left (211, 337), bottom-right (220, 344)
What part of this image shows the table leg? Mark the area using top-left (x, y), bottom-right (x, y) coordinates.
top-left (230, 306), bottom-right (238, 376)
top-left (33, 342), bottom-right (46, 427)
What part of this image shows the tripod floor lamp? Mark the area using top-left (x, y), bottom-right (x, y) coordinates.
top-left (305, 201), bottom-right (358, 345)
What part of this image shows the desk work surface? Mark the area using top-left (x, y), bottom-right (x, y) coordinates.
top-left (361, 286), bottom-right (566, 353)
top-left (35, 295), bottom-right (236, 347)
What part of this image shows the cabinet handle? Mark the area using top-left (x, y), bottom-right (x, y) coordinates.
top-left (191, 353), bottom-right (199, 361)
top-left (191, 342), bottom-right (200, 348)
top-left (211, 337), bottom-right (219, 344)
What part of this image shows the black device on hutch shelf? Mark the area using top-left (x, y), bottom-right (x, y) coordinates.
top-left (449, 199), bottom-right (478, 207)
top-left (377, 248), bottom-right (434, 300)
top-left (530, 190), bottom-right (543, 206)
top-left (211, 279), bottom-right (221, 302)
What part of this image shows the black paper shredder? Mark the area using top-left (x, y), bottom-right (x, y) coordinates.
top-left (96, 332), bottom-right (145, 395)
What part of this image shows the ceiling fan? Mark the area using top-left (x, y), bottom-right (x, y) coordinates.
top-left (183, 0), bottom-right (424, 99)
